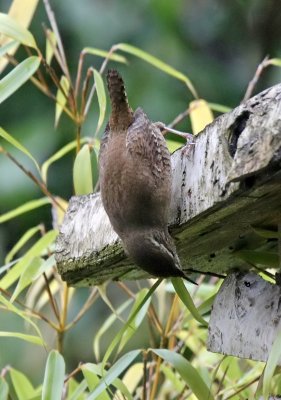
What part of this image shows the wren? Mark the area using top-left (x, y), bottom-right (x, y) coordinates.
top-left (99, 69), bottom-right (188, 279)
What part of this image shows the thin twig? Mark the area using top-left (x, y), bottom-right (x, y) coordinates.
top-left (65, 287), bottom-right (99, 330)
top-left (43, 272), bottom-right (61, 323)
top-left (0, 147), bottom-right (66, 212)
top-left (142, 350), bottom-right (148, 400)
top-left (242, 56), bottom-right (270, 102)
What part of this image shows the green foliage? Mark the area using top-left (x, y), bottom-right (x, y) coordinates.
top-left (0, 1), bottom-right (281, 399)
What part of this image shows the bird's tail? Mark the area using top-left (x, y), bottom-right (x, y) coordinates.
top-left (107, 69), bottom-right (133, 129)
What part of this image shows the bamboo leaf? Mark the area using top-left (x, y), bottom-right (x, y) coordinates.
top-left (0, 11), bottom-right (38, 49)
top-left (0, 39), bottom-right (18, 57)
top-left (46, 29), bottom-right (57, 65)
top-left (117, 289), bottom-right (150, 353)
top-left (0, 56), bottom-right (41, 104)
top-left (0, 126), bottom-right (40, 172)
top-left (263, 330), bottom-right (281, 399)
top-left (171, 277), bottom-right (208, 326)
top-left (11, 257), bottom-right (43, 302)
top-left (268, 58), bottom-right (281, 67)
top-left (0, 230), bottom-right (58, 290)
top-left (166, 139), bottom-right (184, 153)
top-left (102, 279), bottom-right (162, 368)
top-left (83, 47), bottom-right (127, 63)
top-left (189, 99), bottom-right (214, 135)
top-left (55, 75), bottom-right (70, 127)
top-left (234, 250), bottom-right (279, 268)
top-left (0, 331), bottom-right (44, 346)
top-left (41, 139), bottom-right (82, 184)
top-left (10, 368), bottom-right (37, 400)
top-left (0, 377), bottom-right (8, 400)
top-left (42, 351), bottom-right (65, 400)
top-left (152, 349), bottom-right (214, 400)
top-left (0, 197), bottom-right (50, 224)
top-left (5, 224), bottom-right (41, 263)
top-left (252, 226), bottom-right (281, 239)
top-left (86, 350), bottom-right (141, 400)
top-left (93, 69), bottom-right (106, 134)
top-left (73, 144), bottom-right (94, 195)
top-left (116, 43), bottom-right (198, 98)
top-left (0, 293), bottom-right (44, 341)
top-left (208, 102), bottom-right (231, 113)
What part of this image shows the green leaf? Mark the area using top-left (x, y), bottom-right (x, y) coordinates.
top-left (10, 368), bottom-right (36, 400)
top-left (11, 257), bottom-right (43, 302)
top-left (0, 229), bottom-right (58, 290)
top-left (252, 226), bottom-right (281, 239)
top-left (45, 29), bottom-right (57, 65)
top-left (73, 144), bottom-right (94, 195)
top-left (0, 197), bottom-right (50, 224)
top-left (0, 293), bottom-right (44, 342)
top-left (166, 139), bottom-right (184, 153)
top-left (82, 47), bottom-right (127, 63)
top-left (0, 377), bottom-right (8, 400)
top-left (93, 298), bottom-right (132, 360)
top-left (234, 250), bottom-right (279, 268)
top-left (5, 224), bottom-right (41, 263)
top-left (117, 289), bottom-right (150, 353)
top-left (82, 366), bottom-right (110, 400)
top-left (0, 127), bottom-right (40, 172)
top-left (268, 58), bottom-right (281, 67)
top-left (208, 102), bottom-right (231, 113)
top-left (263, 331), bottom-right (281, 399)
top-left (0, 12), bottom-right (37, 49)
top-left (0, 331), bottom-right (44, 346)
top-left (93, 69), bottom-right (106, 134)
top-left (171, 277), bottom-right (208, 326)
top-left (41, 140), bottom-right (80, 184)
top-left (152, 349), bottom-right (214, 400)
top-left (0, 39), bottom-right (18, 57)
top-left (86, 350), bottom-right (141, 400)
top-left (102, 279), bottom-right (162, 368)
top-left (0, 56), bottom-right (41, 104)
top-left (116, 43), bottom-right (198, 98)
top-left (42, 350), bottom-right (65, 400)
top-left (67, 379), bottom-right (88, 400)
top-left (55, 75), bottom-right (70, 127)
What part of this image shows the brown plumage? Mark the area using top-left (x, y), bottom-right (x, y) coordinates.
top-left (99, 69), bottom-right (186, 278)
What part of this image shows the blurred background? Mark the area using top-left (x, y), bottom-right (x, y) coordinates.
top-left (0, 0), bottom-right (281, 385)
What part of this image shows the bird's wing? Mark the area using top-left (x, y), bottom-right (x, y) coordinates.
top-left (98, 123), bottom-right (110, 167)
top-left (126, 107), bottom-right (171, 184)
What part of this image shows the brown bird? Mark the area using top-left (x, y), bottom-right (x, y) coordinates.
top-left (99, 69), bottom-right (188, 279)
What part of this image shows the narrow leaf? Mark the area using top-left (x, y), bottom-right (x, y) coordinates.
top-left (0, 229), bottom-right (58, 290)
top-left (252, 226), bottom-right (281, 239)
top-left (0, 12), bottom-right (37, 49)
top-left (45, 29), bottom-right (57, 65)
top-left (263, 331), bottom-right (281, 399)
top-left (0, 56), bottom-right (40, 103)
top-left (235, 250), bottom-right (279, 268)
top-left (5, 224), bottom-right (41, 263)
top-left (208, 102), bottom-right (231, 113)
top-left (73, 144), bottom-right (94, 195)
top-left (41, 140), bottom-right (78, 184)
top-left (0, 197), bottom-right (50, 224)
top-left (0, 331), bottom-right (44, 346)
top-left (87, 350), bottom-right (141, 400)
top-left (152, 349), bottom-right (214, 400)
top-left (93, 69), bottom-right (106, 133)
top-left (83, 47), bottom-right (127, 63)
top-left (166, 139), bottom-right (184, 153)
top-left (171, 277), bottom-right (208, 326)
top-left (10, 368), bottom-right (36, 400)
top-left (117, 289), bottom-right (150, 353)
top-left (189, 99), bottom-right (214, 135)
top-left (0, 39), bottom-right (18, 57)
top-left (11, 257), bottom-right (43, 302)
top-left (268, 58), bottom-right (281, 67)
top-left (102, 279), bottom-right (162, 368)
top-left (0, 293), bottom-right (44, 341)
top-left (116, 43), bottom-right (198, 98)
top-left (55, 75), bottom-right (70, 127)
top-left (42, 350), bottom-right (65, 400)
top-left (0, 377), bottom-right (8, 400)
top-left (0, 126), bottom-right (40, 172)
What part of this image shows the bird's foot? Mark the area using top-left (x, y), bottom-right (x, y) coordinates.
top-left (155, 122), bottom-right (195, 144)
